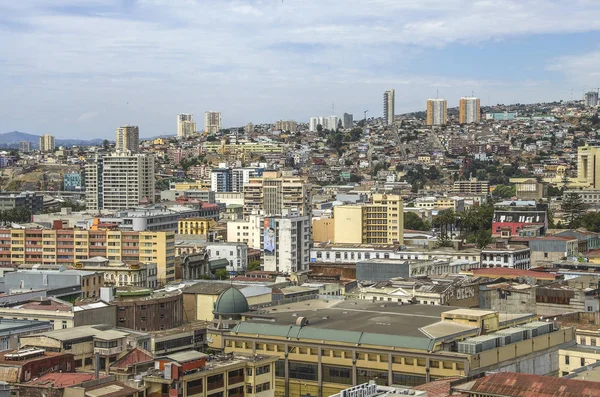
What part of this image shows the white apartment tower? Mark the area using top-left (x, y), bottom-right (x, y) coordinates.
top-left (426, 99), bottom-right (448, 126)
top-left (38, 134), bottom-right (55, 152)
top-left (243, 171), bottom-right (312, 218)
top-left (459, 97), bottom-right (481, 124)
top-left (177, 114), bottom-right (196, 138)
top-left (115, 125), bottom-right (140, 153)
top-left (383, 89), bottom-right (395, 126)
top-left (204, 111), bottom-right (222, 135)
top-left (308, 116), bottom-right (338, 132)
top-left (86, 153), bottom-right (155, 211)
top-left (585, 91), bottom-right (599, 107)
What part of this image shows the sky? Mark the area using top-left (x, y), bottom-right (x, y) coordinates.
top-left (1, 0), bottom-right (600, 139)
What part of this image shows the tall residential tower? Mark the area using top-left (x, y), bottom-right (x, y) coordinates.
top-left (459, 97), bottom-right (481, 124)
top-left (177, 114), bottom-right (196, 138)
top-left (383, 89), bottom-right (395, 126)
top-left (39, 134), bottom-right (55, 152)
top-left (204, 111), bottom-right (222, 135)
top-left (426, 99), bottom-right (447, 126)
top-left (115, 125), bottom-right (140, 153)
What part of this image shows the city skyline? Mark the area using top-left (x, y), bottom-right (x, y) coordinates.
top-left (1, 1), bottom-right (600, 138)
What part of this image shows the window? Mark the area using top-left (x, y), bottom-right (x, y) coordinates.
top-left (322, 365), bottom-right (352, 385)
top-left (62, 321), bottom-right (68, 329)
top-left (256, 365), bottom-right (270, 375)
top-left (288, 361), bottom-right (318, 381)
top-left (593, 339), bottom-right (597, 347)
top-left (565, 356), bottom-right (570, 365)
top-left (582, 357), bottom-right (586, 366)
top-left (255, 382), bottom-right (270, 393)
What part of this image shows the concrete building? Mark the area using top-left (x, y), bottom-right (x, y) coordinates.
top-left (74, 257), bottom-right (158, 288)
top-left (86, 153), bottom-right (155, 211)
top-left (0, 192), bottom-right (43, 214)
top-left (211, 167), bottom-right (264, 193)
top-left (38, 134), bottom-right (55, 152)
top-left (2, 269), bottom-right (104, 298)
top-left (260, 214), bottom-right (311, 273)
top-left (204, 242), bottom-right (249, 272)
top-left (480, 243), bottom-right (531, 269)
top-left (563, 189), bottom-right (600, 208)
top-left (19, 141), bottom-right (32, 152)
top-left (0, 228), bottom-right (175, 284)
top-left (144, 351), bottom-right (277, 397)
top-left (342, 113), bottom-right (353, 129)
top-left (383, 89), bottom-right (395, 126)
top-left (243, 171), bottom-right (312, 218)
top-left (113, 288), bottom-right (183, 331)
top-left (95, 205), bottom-right (200, 232)
top-left (115, 125), bottom-right (139, 153)
top-left (529, 236), bottom-right (579, 266)
top-left (459, 97), bottom-right (481, 124)
top-left (0, 320), bottom-right (53, 351)
top-left (577, 145), bottom-right (600, 188)
top-left (511, 178), bottom-right (547, 200)
top-left (227, 214), bottom-right (263, 249)
top-left (275, 120), bottom-right (297, 132)
top-left (63, 172), bottom-right (83, 191)
top-left (161, 188), bottom-right (216, 203)
top-left (309, 116), bottom-right (339, 132)
top-left (333, 194), bottom-right (404, 245)
top-left (452, 179), bottom-right (490, 195)
top-left (216, 300), bottom-right (574, 396)
top-left (204, 111), bottom-right (222, 134)
top-left (426, 99), bottom-right (447, 126)
top-left (355, 258), bottom-right (476, 281)
top-left (177, 113), bottom-right (196, 138)
top-left (0, 298), bottom-right (115, 330)
top-left (585, 91), bottom-right (599, 107)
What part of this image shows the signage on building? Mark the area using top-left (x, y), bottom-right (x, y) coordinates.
top-left (340, 383), bottom-right (378, 397)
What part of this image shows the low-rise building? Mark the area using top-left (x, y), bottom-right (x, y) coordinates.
top-left (74, 257), bottom-right (158, 289)
top-left (113, 288), bottom-right (184, 332)
top-left (480, 242), bottom-right (531, 269)
top-left (0, 348), bottom-right (74, 383)
top-left (2, 269), bottom-right (104, 299)
top-left (0, 319), bottom-right (53, 351)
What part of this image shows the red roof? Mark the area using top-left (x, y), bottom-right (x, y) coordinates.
top-left (462, 372), bottom-right (600, 397)
top-left (472, 267), bottom-right (557, 280)
top-left (412, 377), bottom-right (459, 397)
top-left (25, 372), bottom-right (98, 388)
top-left (110, 347), bottom-right (153, 369)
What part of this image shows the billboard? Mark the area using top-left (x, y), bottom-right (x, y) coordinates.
top-left (263, 218), bottom-right (276, 255)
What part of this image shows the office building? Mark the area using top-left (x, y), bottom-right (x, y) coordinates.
top-left (63, 172), bottom-right (83, 191)
top-left (86, 152), bottom-right (155, 211)
top-left (459, 96), bottom-right (481, 124)
top-left (114, 288), bottom-right (183, 331)
top-left (243, 171), bottom-right (312, 217)
top-left (245, 123), bottom-right (254, 134)
top-left (205, 111), bottom-right (222, 134)
top-left (342, 113), bottom-right (353, 129)
top-left (144, 351), bottom-right (277, 397)
top-left (260, 214), bottom-right (312, 273)
top-left (211, 167), bottom-right (264, 193)
top-left (426, 99), bottom-right (447, 126)
top-left (211, 168), bottom-right (231, 193)
top-left (3, 269), bottom-right (104, 298)
top-left (38, 134), bottom-right (55, 152)
top-left (115, 125), bottom-right (139, 153)
top-left (216, 301), bottom-right (574, 396)
top-left (585, 91), bottom-right (599, 107)
top-left (577, 145), bottom-right (600, 188)
top-left (333, 194), bottom-right (404, 245)
top-left (74, 257), bottom-right (157, 288)
top-left (0, 192), bottom-right (43, 214)
top-left (275, 120), bottom-right (297, 132)
top-left (19, 141), bottom-right (32, 152)
top-left (0, 228), bottom-right (176, 283)
top-left (177, 113), bottom-right (196, 138)
top-left (383, 89), bottom-right (395, 126)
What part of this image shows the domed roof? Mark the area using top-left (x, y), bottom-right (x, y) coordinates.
top-left (213, 287), bottom-right (249, 315)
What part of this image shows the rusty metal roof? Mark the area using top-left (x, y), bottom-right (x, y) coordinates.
top-left (462, 372), bottom-right (600, 397)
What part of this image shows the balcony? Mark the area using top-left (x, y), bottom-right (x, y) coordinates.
top-left (94, 346), bottom-right (122, 356)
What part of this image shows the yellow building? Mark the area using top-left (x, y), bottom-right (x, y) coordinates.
top-left (312, 218), bottom-right (335, 243)
top-left (171, 181), bottom-right (211, 190)
top-left (214, 300), bottom-right (573, 397)
top-left (577, 145), bottom-right (600, 188)
top-left (559, 325), bottom-right (600, 377)
top-left (333, 194), bottom-right (404, 245)
top-left (459, 97), bottom-right (480, 124)
top-left (144, 351), bottom-right (277, 397)
top-left (417, 154), bottom-right (431, 164)
top-left (203, 142), bottom-right (284, 154)
top-left (179, 218), bottom-right (216, 235)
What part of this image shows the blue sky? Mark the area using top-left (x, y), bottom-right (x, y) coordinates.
top-left (1, 0), bottom-right (600, 139)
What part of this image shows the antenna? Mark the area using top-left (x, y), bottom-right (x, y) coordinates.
top-left (436, 89), bottom-right (439, 99)
top-left (332, 103), bottom-right (335, 116)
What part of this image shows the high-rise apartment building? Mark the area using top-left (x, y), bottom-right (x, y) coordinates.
top-left (333, 194), bottom-right (404, 245)
top-left (452, 178), bottom-right (490, 195)
top-left (204, 111), bottom-right (222, 134)
top-left (426, 99), bottom-right (448, 126)
top-left (38, 134), bottom-right (55, 152)
top-left (210, 167), bottom-right (264, 193)
top-left (19, 141), bottom-right (32, 152)
top-left (243, 171), bottom-right (312, 218)
top-left (383, 89), bottom-right (395, 126)
top-left (115, 125), bottom-right (140, 153)
top-left (177, 114), bottom-right (196, 138)
top-left (585, 91), bottom-right (599, 107)
top-left (342, 113), bottom-right (353, 129)
top-left (86, 153), bottom-right (155, 211)
top-left (275, 120), bottom-right (298, 132)
top-left (245, 123), bottom-right (254, 134)
top-left (0, 228), bottom-right (176, 283)
top-left (308, 116), bottom-right (338, 132)
top-left (459, 97), bottom-right (481, 124)
top-left (577, 145), bottom-right (600, 188)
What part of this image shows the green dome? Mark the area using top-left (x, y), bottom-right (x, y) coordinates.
top-left (213, 287), bottom-right (249, 315)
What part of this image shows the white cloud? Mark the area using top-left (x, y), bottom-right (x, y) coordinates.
top-left (0, 0), bottom-right (599, 137)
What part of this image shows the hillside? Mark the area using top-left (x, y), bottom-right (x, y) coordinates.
top-left (0, 131), bottom-right (105, 148)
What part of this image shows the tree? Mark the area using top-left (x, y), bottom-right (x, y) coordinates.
top-left (215, 268), bottom-right (230, 280)
top-left (206, 135), bottom-right (218, 142)
top-left (317, 124), bottom-right (323, 133)
top-left (492, 184), bottom-right (515, 199)
top-left (103, 139), bottom-right (110, 150)
top-left (404, 212), bottom-right (430, 231)
top-left (476, 230), bottom-right (493, 249)
top-left (427, 166), bottom-right (440, 181)
top-left (562, 193), bottom-right (588, 226)
top-left (248, 260), bottom-right (261, 272)
top-left (433, 209), bottom-right (456, 240)
top-left (592, 113), bottom-right (600, 126)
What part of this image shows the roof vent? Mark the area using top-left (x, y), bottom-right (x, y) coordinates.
top-left (292, 313), bottom-right (298, 317)
top-left (380, 304), bottom-right (386, 308)
top-left (296, 317), bottom-right (309, 327)
top-left (322, 316), bottom-right (329, 320)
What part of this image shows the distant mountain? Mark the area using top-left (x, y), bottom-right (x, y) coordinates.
top-left (0, 131), bottom-right (105, 149)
